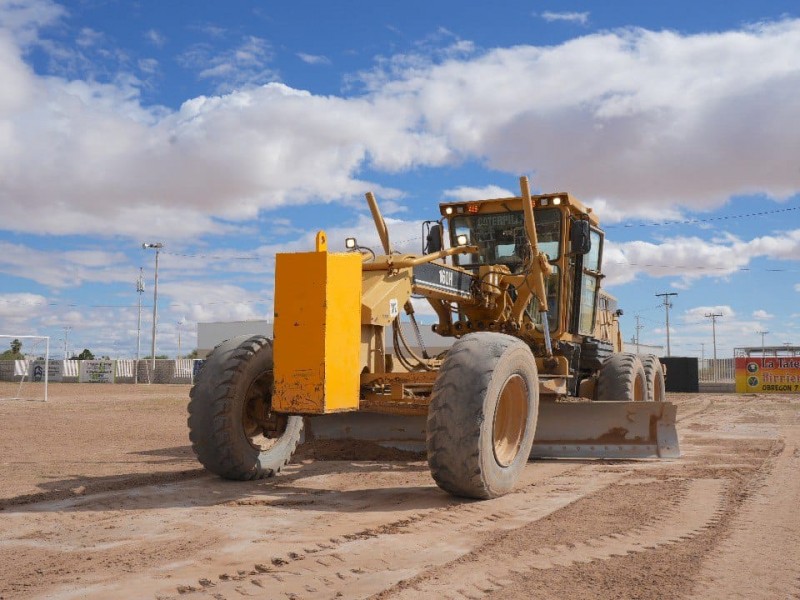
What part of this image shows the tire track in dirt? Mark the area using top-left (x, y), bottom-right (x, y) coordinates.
top-left (0, 469), bottom-right (206, 511)
top-left (675, 396), bottom-right (713, 422)
top-left (377, 478), bottom-right (726, 600)
top-left (161, 466), bottom-right (627, 600)
top-left (687, 423), bottom-right (800, 599)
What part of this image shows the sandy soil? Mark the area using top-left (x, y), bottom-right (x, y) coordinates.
top-left (1, 383), bottom-right (798, 599)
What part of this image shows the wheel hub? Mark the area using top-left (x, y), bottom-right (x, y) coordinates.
top-left (242, 370), bottom-right (288, 452)
top-left (492, 374), bottom-right (529, 467)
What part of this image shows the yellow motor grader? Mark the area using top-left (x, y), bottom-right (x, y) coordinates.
top-left (188, 177), bottom-right (678, 499)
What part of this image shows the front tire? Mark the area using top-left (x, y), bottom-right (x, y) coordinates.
top-left (188, 334), bottom-right (303, 480)
top-left (426, 333), bottom-right (539, 499)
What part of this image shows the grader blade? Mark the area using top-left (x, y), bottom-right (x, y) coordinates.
top-left (306, 400), bottom-right (679, 460)
top-left (530, 401), bottom-right (680, 459)
top-left (305, 413), bottom-right (428, 453)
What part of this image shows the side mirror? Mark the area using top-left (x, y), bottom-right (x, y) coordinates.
top-left (426, 223), bottom-right (443, 253)
top-left (569, 220), bottom-right (591, 255)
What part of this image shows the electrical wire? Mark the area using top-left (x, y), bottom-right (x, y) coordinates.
top-left (605, 204), bottom-right (800, 228)
top-left (160, 251), bottom-right (261, 260)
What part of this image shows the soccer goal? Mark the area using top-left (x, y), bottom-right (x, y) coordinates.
top-left (0, 335), bottom-right (50, 402)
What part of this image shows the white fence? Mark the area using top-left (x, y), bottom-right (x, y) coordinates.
top-left (699, 358), bottom-right (735, 382)
top-left (0, 359), bottom-right (204, 384)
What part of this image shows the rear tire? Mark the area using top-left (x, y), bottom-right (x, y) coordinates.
top-left (641, 354), bottom-right (666, 402)
top-left (426, 333), bottom-right (539, 499)
top-left (596, 353), bottom-right (646, 402)
top-left (188, 334), bottom-right (303, 480)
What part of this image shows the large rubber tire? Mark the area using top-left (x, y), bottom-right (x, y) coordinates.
top-left (641, 354), bottom-right (666, 402)
top-left (188, 334), bottom-right (303, 480)
top-left (426, 332), bottom-right (539, 500)
top-left (596, 352), bottom-right (647, 402)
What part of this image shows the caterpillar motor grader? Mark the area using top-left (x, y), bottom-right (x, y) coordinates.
top-left (188, 177), bottom-right (678, 499)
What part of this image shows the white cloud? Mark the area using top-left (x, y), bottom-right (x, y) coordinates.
top-left (752, 309), bottom-right (774, 320)
top-left (160, 280), bottom-right (269, 323)
top-left (137, 57), bottom-right (158, 74)
top-left (2, 11), bottom-right (800, 244)
top-left (604, 229), bottom-right (800, 287)
top-left (144, 28), bottom-right (166, 48)
top-left (76, 26), bottom-right (103, 48)
top-left (0, 241), bottom-right (132, 287)
top-left (0, 0), bottom-right (65, 46)
top-left (179, 35), bottom-right (276, 91)
top-left (297, 52), bottom-right (331, 65)
top-left (662, 304), bottom-right (798, 358)
top-left (683, 305), bottom-right (735, 322)
top-left (539, 11), bottom-right (590, 25)
top-left (0, 292), bottom-right (47, 323)
top-left (442, 185), bottom-right (515, 201)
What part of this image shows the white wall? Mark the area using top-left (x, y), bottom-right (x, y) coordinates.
top-left (197, 320), bottom-right (273, 357)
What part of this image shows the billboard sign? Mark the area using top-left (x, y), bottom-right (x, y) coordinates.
top-left (79, 360), bottom-right (115, 383)
top-left (735, 356), bottom-right (800, 393)
top-left (31, 359), bottom-right (63, 382)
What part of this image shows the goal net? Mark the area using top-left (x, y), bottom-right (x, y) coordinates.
top-left (0, 335), bottom-right (50, 402)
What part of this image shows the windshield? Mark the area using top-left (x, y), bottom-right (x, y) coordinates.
top-left (451, 208), bottom-right (561, 270)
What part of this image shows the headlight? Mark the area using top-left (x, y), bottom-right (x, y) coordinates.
top-left (456, 234), bottom-right (468, 246)
top-left (345, 237), bottom-right (357, 249)
top-left (444, 206), bottom-right (454, 215)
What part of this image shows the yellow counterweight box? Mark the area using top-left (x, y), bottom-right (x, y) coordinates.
top-left (272, 232), bottom-right (363, 414)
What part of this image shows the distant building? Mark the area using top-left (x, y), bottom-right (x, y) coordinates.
top-left (195, 319), bottom-right (452, 359)
top-left (196, 320), bottom-right (272, 358)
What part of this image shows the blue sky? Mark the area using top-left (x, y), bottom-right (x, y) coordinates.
top-left (1, 0), bottom-right (799, 359)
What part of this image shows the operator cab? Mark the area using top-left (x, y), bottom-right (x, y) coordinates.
top-left (436, 194), bottom-right (603, 339)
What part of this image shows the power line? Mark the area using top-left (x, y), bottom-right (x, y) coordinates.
top-left (161, 251), bottom-right (260, 260)
top-left (605, 204), bottom-right (800, 228)
top-left (607, 259), bottom-right (800, 273)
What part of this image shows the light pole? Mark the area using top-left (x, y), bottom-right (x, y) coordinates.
top-left (757, 330), bottom-right (769, 362)
top-left (135, 268), bottom-right (145, 384)
top-left (176, 317), bottom-right (185, 359)
top-left (142, 243), bottom-right (164, 377)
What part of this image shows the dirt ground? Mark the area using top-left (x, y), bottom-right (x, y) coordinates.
top-left (1, 383), bottom-right (799, 600)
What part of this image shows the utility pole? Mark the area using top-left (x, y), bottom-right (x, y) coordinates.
top-left (705, 312), bottom-right (723, 381)
top-left (142, 243), bottom-right (164, 378)
top-left (135, 268), bottom-right (145, 384)
top-left (655, 292), bottom-right (678, 356)
top-left (634, 314), bottom-right (643, 354)
top-left (62, 326), bottom-right (72, 360)
top-left (757, 330), bottom-right (769, 362)
top-left (700, 342), bottom-right (706, 380)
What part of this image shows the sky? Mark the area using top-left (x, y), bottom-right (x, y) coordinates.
top-left (1, 0), bottom-right (800, 360)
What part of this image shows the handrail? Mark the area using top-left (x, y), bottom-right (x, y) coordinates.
top-left (361, 245), bottom-right (479, 271)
